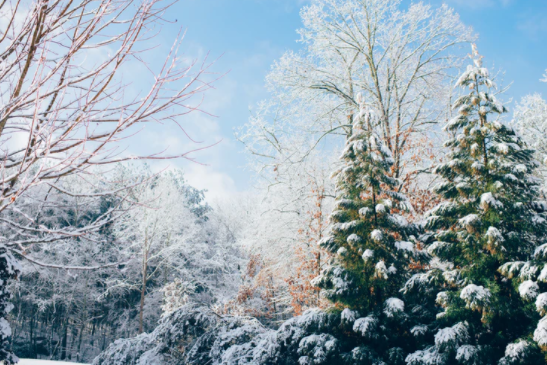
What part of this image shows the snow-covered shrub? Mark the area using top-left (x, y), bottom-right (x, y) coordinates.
top-left (95, 306), bottom-right (341, 365)
top-left (93, 305), bottom-right (220, 365)
top-left (92, 333), bottom-right (157, 365)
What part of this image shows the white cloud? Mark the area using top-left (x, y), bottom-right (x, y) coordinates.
top-left (139, 107), bottom-right (237, 201)
top-left (117, 40), bottom-right (242, 200)
top-left (184, 163), bottom-right (237, 202)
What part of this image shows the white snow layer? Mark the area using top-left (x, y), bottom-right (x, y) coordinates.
top-left (503, 340), bottom-right (532, 361)
top-left (485, 226), bottom-right (504, 243)
top-left (536, 293), bottom-right (547, 315)
top-left (375, 260), bottom-right (388, 279)
top-left (480, 192), bottom-right (503, 210)
top-left (460, 284), bottom-right (491, 310)
top-left (362, 249), bottom-right (374, 262)
top-left (394, 241), bottom-right (414, 252)
top-left (410, 325), bottom-right (428, 337)
top-left (518, 280), bottom-right (539, 300)
top-left (384, 298), bottom-right (404, 317)
top-left (406, 347), bottom-right (447, 365)
top-left (340, 308), bottom-right (358, 325)
top-left (19, 361), bottom-right (88, 365)
top-left (371, 229), bottom-right (383, 242)
top-left (455, 345), bottom-right (479, 363)
top-left (534, 316), bottom-right (547, 347)
top-left (458, 214), bottom-right (480, 230)
top-left (352, 316), bottom-right (378, 339)
top-left (434, 322), bottom-right (469, 351)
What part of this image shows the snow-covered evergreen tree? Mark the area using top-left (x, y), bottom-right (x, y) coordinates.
top-left (315, 95), bottom-right (421, 309)
top-left (311, 95), bottom-right (426, 359)
top-left (406, 45), bottom-right (547, 364)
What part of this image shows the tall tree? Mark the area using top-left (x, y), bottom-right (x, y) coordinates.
top-left (113, 167), bottom-right (206, 334)
top-left (238, 0), bottom-right (474, 188)
top-left (313, 96), bottom-right (426, 359)
top-left (406, 46), bottom-right (547, 364)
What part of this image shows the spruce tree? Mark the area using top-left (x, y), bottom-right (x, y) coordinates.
top-left (406, 46), bottom-right (547, 364)
top-left (496, 222), bottom-right (547, 364)
top-left (313, 95), bottom-right (426, 361)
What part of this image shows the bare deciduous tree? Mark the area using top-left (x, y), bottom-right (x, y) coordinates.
top-left (0, 0), bottom-right (217, 360)
top-left (238, 0), bottom-right (474, 187)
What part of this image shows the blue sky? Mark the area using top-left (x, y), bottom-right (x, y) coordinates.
top-left (139, 0), bottom-right (547, 200)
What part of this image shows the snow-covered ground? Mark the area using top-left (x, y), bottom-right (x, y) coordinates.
top-left (19, 360), bottom-right (89, 365)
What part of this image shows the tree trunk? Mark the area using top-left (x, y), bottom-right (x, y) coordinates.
top-left (77, 324), bottom-right (84, 362)
top-left (139, 231), bottom-right (149, 334)
top-left (316, 252), bottom-right (321, 306)
top-left (138, 274), bottom-right (147, 334)
top-left (101, 326), bottom-right (106, 351)
top-left (90, 321), bottom-right (96, 347)
top-left (29, 316), bottom-right (35, 357)
top-left (60, 319), bottom-right (68, 360)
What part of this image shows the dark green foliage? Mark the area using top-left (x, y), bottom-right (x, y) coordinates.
top-left (405, 48), bottom-right (547, 364)
top-left (95, 305), bottom-right (418, 365)
top-left (315, 102), bottom-right (424, 313)
top-left (308, 99), bottom-right (430, 362)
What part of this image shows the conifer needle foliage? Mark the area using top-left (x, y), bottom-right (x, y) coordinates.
top-left (314, 95), bottom-right (427, 358)
top-left (406, 45), bottom-right (547, 365)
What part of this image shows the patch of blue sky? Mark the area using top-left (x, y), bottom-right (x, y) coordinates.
top-left (125, 0), bottom-right (547, 200)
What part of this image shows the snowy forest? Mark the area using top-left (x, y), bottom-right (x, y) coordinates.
top-left (1, 0), bottom-right (547, 364)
